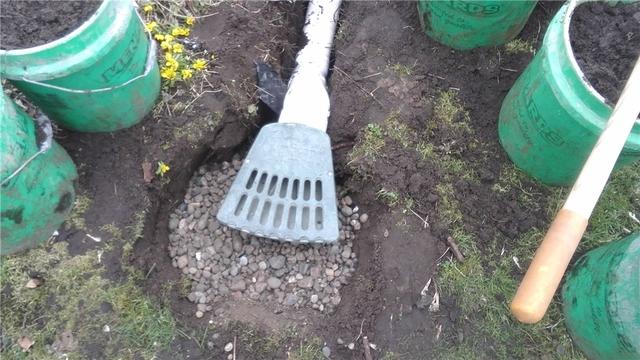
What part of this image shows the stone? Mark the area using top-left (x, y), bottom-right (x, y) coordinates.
top-left (325, 268), bottom-right (335, 277)
top-left (284, 293), bottom-right (298, 306)
top-left (224, 342), bottom-right (233, 352)
top-left (343, 196), bottom-right (353, 206)
top-left (230, 266), bottom-right (239, 277)
top-left (341, 206), bottom-right (353, 216)
top-left (269, 255), bottom-right (286, 270)
top-left (310, 266), bottom-right (322, 278)
top-left (169, 218), bottom-right (179, 230)
top-left (341, 248), bottom-right (351, 259)
top-left (298, 277), bottom-right (313, 288)
top-left (232, 233), bottom-right (243, 252)
top-left (195, 311), bottom-right (204, 318)
top-left (267, 277), bottom-right (282, 289)
top-left (221, 246), bottom-right (233, 258)
top-left (322, 346), bottom-right (331, 358)
top-left (229, 279), bottom-right (246, 291)
top-left (310, 294), bottom-right (319, 303)
top-left (255, 282), bottom-right (267, 293)
top-left (239, 256), bottom-right (248, 266)
top-left (213, 237), bottom-right (224, 251)
top-left (359, 213), bottom-right (369, 223)
top-left (177, 255), bottom-right (188, 269)
top-left (337, 338), bottom-right (344, 345)
top-left (258, 261), bottom-right (268, 270)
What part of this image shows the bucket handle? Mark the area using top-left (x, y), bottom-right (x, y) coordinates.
top-left (18, 7), bottom-right (157, 94)
top-left (1, 114), bottom-right (53, 186)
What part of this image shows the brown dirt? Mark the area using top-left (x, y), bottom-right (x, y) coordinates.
top-left (0, 0), bottom-right (102, 50)
top-left (37, 1), bottom-right (564, 359)
top-left (570, 1), bottom-right (640, 104)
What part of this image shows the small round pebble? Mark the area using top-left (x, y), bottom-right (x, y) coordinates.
top-left (224, 342), bottom-right (233, 352)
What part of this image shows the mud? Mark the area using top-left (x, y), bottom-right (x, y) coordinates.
top-left (570, 2), bottom-right (640, 104)
top-left (1, 0), bottom-right (102, 50)
top-left (35, 1), bottom-right (568, 359)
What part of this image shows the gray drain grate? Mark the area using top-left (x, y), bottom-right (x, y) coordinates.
top-left (217, 123), bottom-right (339, 243)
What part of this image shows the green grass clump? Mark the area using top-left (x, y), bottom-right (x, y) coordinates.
top-left (391, 62), bottom-right (414, 77)
top-left (432, 90), bottom-right (472, 136)
top-left (433, 162), bottom-right (639, 359)
top-left (349, 123), bottom-right (385, 162)
top-left (582, 162), bottom-right (640, 249)
top-left (66, 195), bottom-right (92, 230)
top-left (0, 242), bottom-right (175, 359)
top-left (504, 38), bottom-right (534, 55)
top-left (384, 112), bottom-right (414, 148)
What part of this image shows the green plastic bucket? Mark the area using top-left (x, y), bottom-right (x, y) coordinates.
top-left (562, 232), bottom-right (640, 360)
top-left (498, 0), bottom-right (640, 185)
top-left (1, 90), bottom-right (78, 255)
top-left (0, 0), bottom-right (160, 133)
top-left (417, 0), bottom-right (538, 50)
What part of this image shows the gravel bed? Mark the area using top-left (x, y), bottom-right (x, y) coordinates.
top-left (168, 156), bottom-right (365, 317)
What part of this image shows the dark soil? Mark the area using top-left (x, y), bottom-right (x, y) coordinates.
top-left (0, 0), bottom-right (102, 50)
top-left (328, 1), bottom-right (561, 356)
top-left (26, 1), bottom-right (566, 359)
top-left (570, 2), bottom-right (640, 104)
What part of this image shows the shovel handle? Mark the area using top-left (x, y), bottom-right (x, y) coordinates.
top-left (510, 209), bottom-right (588, 323)
top-left (511, 57), bottom-right (640, 324)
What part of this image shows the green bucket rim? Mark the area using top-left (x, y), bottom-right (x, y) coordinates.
top-left (558, 0), bottom-right (640, 148)
top-left (0, 0), bottom-right (135, 81)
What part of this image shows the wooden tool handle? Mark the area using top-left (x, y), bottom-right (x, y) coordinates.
top-left (511, 57), bottom-right (640, 324)
top-left (510, 209), bottom-right (588, 323)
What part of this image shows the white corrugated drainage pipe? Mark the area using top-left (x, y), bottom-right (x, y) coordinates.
top-left (277, 0), bottom-right (342, 132)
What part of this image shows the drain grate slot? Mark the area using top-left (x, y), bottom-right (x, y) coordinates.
top-left (287, 205), bottom-right (297, 229)
top-left (246, 170), bottom-right (258, 189)
top-left (315, 180), bottom-right (322, 201)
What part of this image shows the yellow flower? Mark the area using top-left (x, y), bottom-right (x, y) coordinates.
top-left (156, 161), bottom-right (170, 176)
top-left (172, 43), bottom-right (184, 54)
top-left (160, 67), bottom-right (176, 80)
top-left (154, 33), bottom-right (165, 41)
top-left (165, 34), bottom-right (174, 42)
top-left (145, 21), bottom-right (158, 32)
top-left (171, 26), bottom-right (190, 37)
top-left (160, 40), bottom-right (172, 51)
top-left (192, 58), bottom-right (207, 71)
top-left (181, 69), bottom-right (193, 80)
top-left (185, 16), bottom-right (195, 26)
top-left (164, 54), bottom-right (179, 71)
top-left (143, 4), bottom-right (153, 13)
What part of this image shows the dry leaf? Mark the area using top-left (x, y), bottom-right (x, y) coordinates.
top-left (17, 336), bottom-right (34, 352)
top-left (25, 277), bottom-right (43, 289)
top-left (142, 161), bottom-right (154, 183)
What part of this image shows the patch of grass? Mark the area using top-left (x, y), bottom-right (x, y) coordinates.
top-left (433, 161), bottom-right (639, 360)
top-left (416, 141), bottom-right (435, 161)
top-left (66, 195), bottom-right (92, 230)
top-left (108, 283), bottom-right (176, 358)
top-left (100, 223), bottom-right (123, 241)
top-left (504, 38), bottom-right (534, 55)
top-left (391, 62), bottom-right (414, 77)
top-left (226, 322), bottom-right (309, 358)
top-left (431, 90), bottom-right (472, 136)
top-left (0, 242), bottom-right (176, 359)
top-left (349, 123), bottom-right (385, 162)
top-left (582, 162), bottom-right (640, 249)
top-left (173, 111), bottom-right (222, 144)
top-left (384, 112), bottom-right (414, 148)
top-left (288, 338), bottom-right (324, 360)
